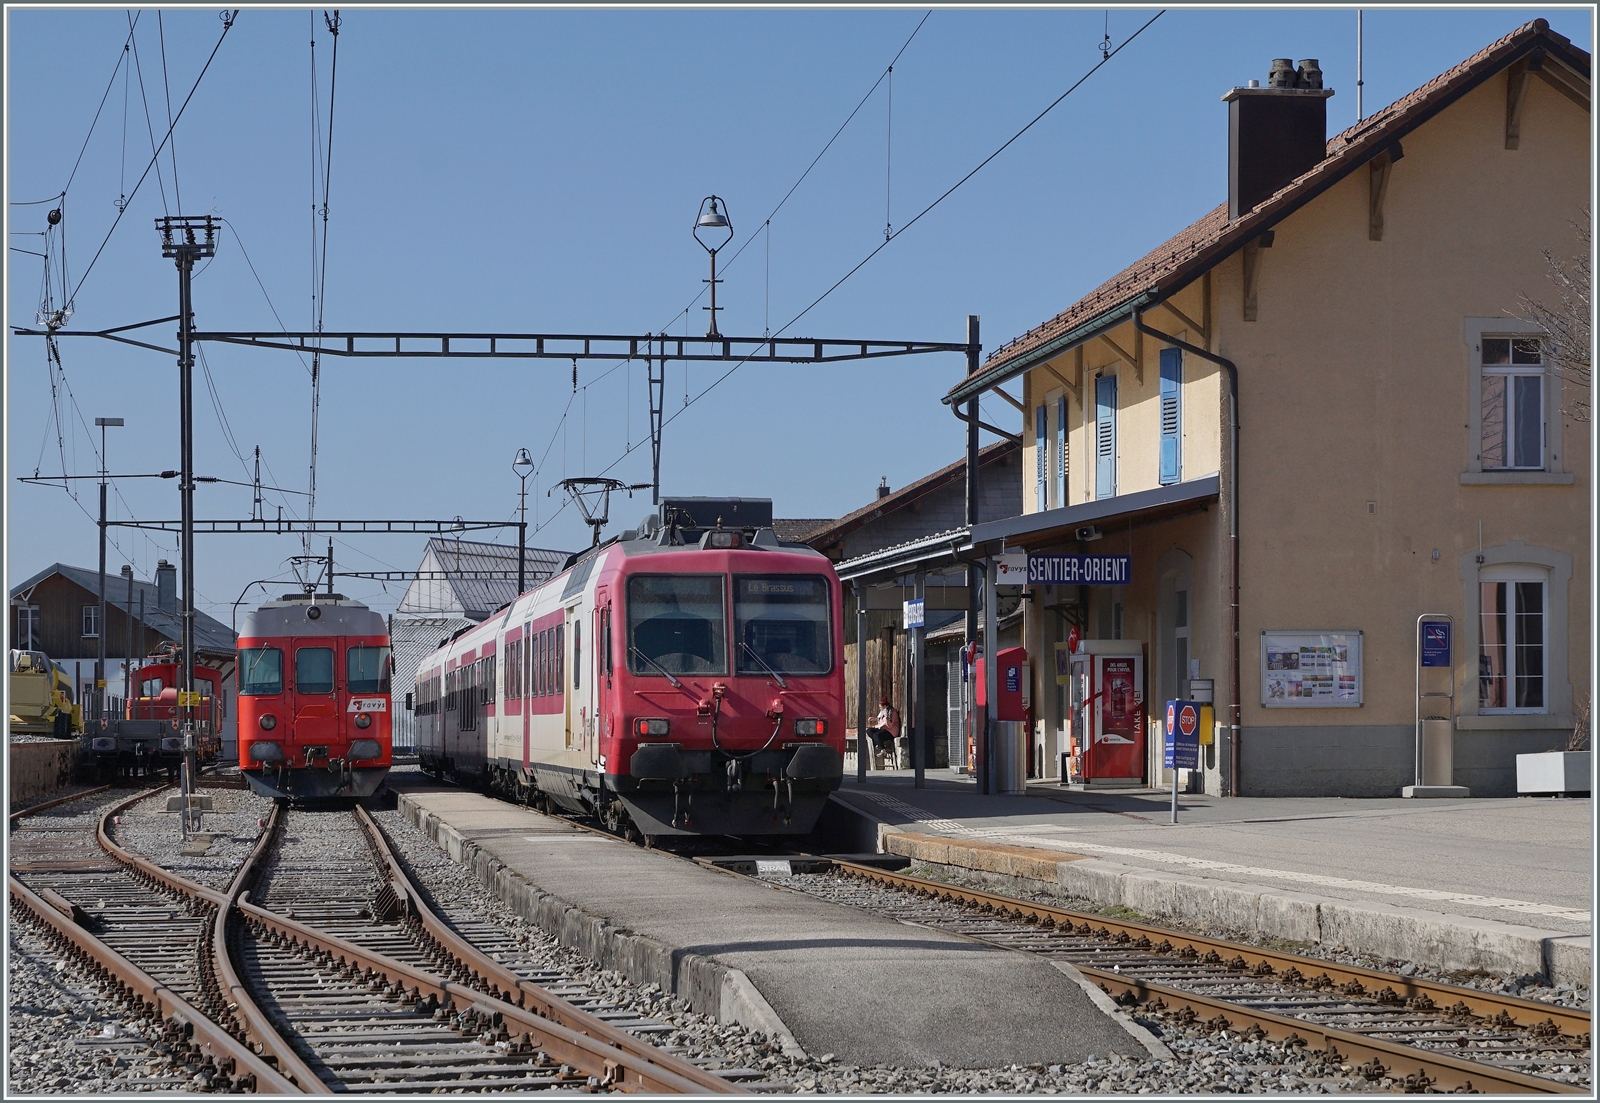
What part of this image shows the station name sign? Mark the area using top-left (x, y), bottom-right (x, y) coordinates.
top-left (1027, 553), bottom-right (1131, 585)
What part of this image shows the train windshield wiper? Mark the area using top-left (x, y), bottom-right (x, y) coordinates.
top-left (629, 646), bottom-right (685, 689)
top-left (739, 641), bottom-right (787, 689)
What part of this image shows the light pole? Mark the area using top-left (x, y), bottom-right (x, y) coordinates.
top-left (694, 197), bottom-right (734, 338)
top-left (513, 448), bottom-right (535, 593)
top-left (122, 565), bottom-right (135, 707)
top-left (95, 416), bottom-right (124, 730)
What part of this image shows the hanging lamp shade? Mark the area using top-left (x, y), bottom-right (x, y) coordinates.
top-left (696, 200), bottom-right (730, 230)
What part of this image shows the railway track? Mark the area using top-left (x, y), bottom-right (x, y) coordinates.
top-left (761, 860), bottom-right (1590, 1095)
top-left (9, 785), bottom-right (757, 1094)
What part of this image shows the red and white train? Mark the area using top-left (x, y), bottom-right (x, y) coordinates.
top-left (236, 592), bottom-right (393, 800)
top-left (414, 497), bottom-right (846, 838)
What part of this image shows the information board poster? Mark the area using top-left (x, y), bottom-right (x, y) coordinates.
top-left (1260, 631), bottom-right (1363, 707)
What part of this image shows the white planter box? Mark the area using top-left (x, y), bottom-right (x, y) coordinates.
top-left (1516, 750), bottom-right (1591, 795)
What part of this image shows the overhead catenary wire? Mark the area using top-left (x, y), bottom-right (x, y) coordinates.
top-left (591, 10), bottom-right (1166, 483)
top-left (157, 12), bottom-right (183, 214)
top-left (69, 9), bottom-right (240, 307)
top-left (125, 13), bottom-right (171, 217)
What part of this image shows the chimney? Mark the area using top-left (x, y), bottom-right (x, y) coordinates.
top-left (1224, 58), bottom-right (1333, 220)
top-left (155, 560), bottom-right (176, 614)
top-left (877, 477), bottom-right (891, 500)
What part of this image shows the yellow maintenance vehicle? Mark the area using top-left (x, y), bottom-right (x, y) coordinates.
top-left (9, 649), bottom-right (83, 739)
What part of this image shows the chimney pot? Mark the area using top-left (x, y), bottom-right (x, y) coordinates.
top-left (155, 560), bottom-right (177, 615)
top-left (877, 477), bottom-right (891, 499)
top-left (1268, 58), bottom-right (1297, 88)
top-left (1296, 59), bottom-right (1323, 89)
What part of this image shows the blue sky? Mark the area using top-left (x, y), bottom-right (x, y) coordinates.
top-left (7, 6), bottom-right (1590, 624)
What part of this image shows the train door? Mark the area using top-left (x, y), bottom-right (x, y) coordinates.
top-left (570, 605), bottom-right (595, 768)
top-left (292, 638), bottom-right (339, 763)
top-left (521, 622), bottom-right (531, 773)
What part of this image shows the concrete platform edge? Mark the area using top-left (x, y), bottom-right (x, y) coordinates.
top-left (397, 794), bottom-right (807, 1057)
top-left (877, 826), bottom-right (1591, 986)
top-left (1047, 960), bottom-right (1175, 1061)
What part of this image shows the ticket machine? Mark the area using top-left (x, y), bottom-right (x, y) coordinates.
top-left (1061, 640), bottom-right (1145, 786)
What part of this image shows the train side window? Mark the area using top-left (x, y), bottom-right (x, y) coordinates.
top-left (141, 676), bottom-right (166, 697)
top-left (238, 648), bottom-right (282, 695)
top-left (445, 669), bottom-right (457, 712)
top-left (507, 638), bottom-right (520, 700)
top-left (601, 606), bottom-right (613, 678)
top-left (572, 618), bottom-right (581, 691)
top-left (555, 625), bottom-right (564, 696)
top-left (295, 647), bottom-right (335, 694)
top-left (347, 646), bottom-right (391, 694)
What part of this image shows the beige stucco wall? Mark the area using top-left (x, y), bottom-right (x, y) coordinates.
top-left (1205, 69), bottom-right (1590, 738)
top-left (1021, 280), bottom-right (1222, 513)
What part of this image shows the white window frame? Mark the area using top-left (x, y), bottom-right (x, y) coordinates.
top-left (82, 604), bottom-right (100, 639)
top-left (1461, 318), bottom-right (1571, 485)
top-left (1458, 541), bottom-right (1573, 728)
top-left (1475, 565), bottom-right (1548, 715)
top-left (16, 604), bottom-right (40, 650)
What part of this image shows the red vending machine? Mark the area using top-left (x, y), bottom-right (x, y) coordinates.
top-left (974, 646), bottom-right (1030, 782)
top-left (1064, 640), bottom-right (1145, 786)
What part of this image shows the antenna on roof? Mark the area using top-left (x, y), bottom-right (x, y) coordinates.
top-left (1356, 9), bottom-right (1364, 122)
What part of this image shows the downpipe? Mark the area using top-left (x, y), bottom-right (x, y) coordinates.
top-left (1132, 309), bottom-right (1242, 797)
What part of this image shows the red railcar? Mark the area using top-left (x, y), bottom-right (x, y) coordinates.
top-left (415, 497), bottom-right (846, 838)
top-left (83, 644), bottom-right (224, 777)
top-left (236, 592), bottom-right (392, 800)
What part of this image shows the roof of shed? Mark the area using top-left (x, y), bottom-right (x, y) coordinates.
top-left (398, 538), bottom-right (569, 620)
top-left (10, 563), bottom-right (237, 658)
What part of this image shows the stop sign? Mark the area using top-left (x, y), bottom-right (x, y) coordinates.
top-left (1178, 704), bottom-right (1199, 738)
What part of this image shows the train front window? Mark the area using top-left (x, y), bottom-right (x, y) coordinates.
top-left (238, 649), bottom-right (282, 695)
top-left (295, 647), bottom-right (335, 694)
top-left (627, 574), bottom-right (727, 675)
top-left (347, 646), bottom-right (391, 694)
top-left (735, 576), bottom-right (833, 676)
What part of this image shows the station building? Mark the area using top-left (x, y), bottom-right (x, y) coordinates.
top-left (947, 21), bottom-right (1589, 797)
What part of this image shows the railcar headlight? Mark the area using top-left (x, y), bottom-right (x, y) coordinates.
top-left (354, 712), bottom-right (372, 729)
top-left (635, 717), bottom-right (670, 737)
top-left (794, 718), bottom-right (827, 736)
top-left (259, 713), bottom-right (277, 731)
top-left (707, 531), bottom-right (742, 548)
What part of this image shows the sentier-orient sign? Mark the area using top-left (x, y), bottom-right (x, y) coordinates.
top-left (1027, 554), bottom-right (1132, 585)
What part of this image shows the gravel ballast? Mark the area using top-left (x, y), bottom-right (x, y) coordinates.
top-left (373, 795), bottom-right (1409, 1093)
top-left (107, 785), bottom-right (274, 889)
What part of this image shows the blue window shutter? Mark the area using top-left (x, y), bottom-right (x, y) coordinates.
top-left (1159, 347), bottom-right (1182, 485)
top-left (1095, 374), bottom-right (1116, 499)
top-left (1035, 405), bottom-right (1048, 512)
top-left (1056, 396), bottom-right (1068, 506)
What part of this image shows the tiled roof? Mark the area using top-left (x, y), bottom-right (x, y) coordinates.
top-left (803, 440), bottom-right (1019, 551)
top-left (949, 18), bottom-right (1589, 403)
top-left (773, 518), bottom-right (835, 542)
top-left (10, 563), bottom-right (237, 658)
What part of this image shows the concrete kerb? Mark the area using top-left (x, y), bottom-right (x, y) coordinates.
top-left (876, 826), bottom-right (1591, 986)
top-left (1047, 960), bottom-right (1176, 1062)
top-left (397, 794), bottom-right (807, 1058)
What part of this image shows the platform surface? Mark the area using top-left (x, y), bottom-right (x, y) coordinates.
top-left (832, 772), bottom-right (1591, 934)
top-left (394, 782), bottom-right (1142, 1067)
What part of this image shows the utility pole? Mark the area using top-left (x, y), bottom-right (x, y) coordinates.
top-left (963, 315), bottom-right (987, 794)
top-left (252, 446), bottom-right (263, 521)
top-left (158, 215), bottom-right (216, 837)
top-left (95, 416), bottom-right (124, 730)
top-left (122, 564), bottom-right (135, 705)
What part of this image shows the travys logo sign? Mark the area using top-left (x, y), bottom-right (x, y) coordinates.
top-left (1027, 554), bottom-right (1131, 585)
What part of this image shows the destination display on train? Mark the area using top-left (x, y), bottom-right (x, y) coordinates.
top-left (1026, 553), bottom-right (1132, 585)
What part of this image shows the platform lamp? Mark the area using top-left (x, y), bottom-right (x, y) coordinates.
top-left (95, 416), bottom-right (124, 730)
top-left (694, 196), bottom-right (734, 338)
top-left (513, 448), bottom-right (535, 593)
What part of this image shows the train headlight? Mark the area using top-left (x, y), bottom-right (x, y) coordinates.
top-left (794, 718), bottom-right (827, 736)
top-left (354, 712), bottom-right (372, 729)
top-left (250, 741), bottom-right (284, 764)
top-left (349, 739), bottom-right (381, 761)
top-left (706, 531), bottom-right (742, 549)
top-left (259, 713), bottom-right (278, 731)
top-left (635, 717), bottom-right (670, 737)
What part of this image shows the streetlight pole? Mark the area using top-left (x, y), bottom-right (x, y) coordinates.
top-left (95, 417), bottom-right (124, 731)
top-left (694, 197), bottom-right (734, 339)
top-left (513, 448), bottom-right (535, 593)
top-left (122, 564), bottom-right (135, 706)
top-left (158, 215), bottom-right (216, 837)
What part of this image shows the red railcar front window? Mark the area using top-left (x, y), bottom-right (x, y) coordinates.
top-left (238, 648), bottom-right (283, 695)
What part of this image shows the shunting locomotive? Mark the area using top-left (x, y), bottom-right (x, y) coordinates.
top-left (236, 591), bottom-right (393, 800)
top-left (415, 497), bottom-right (846, 838)
top-left (82, 642), bottom-right (224, 778)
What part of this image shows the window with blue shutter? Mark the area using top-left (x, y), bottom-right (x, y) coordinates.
top-left (1035, 404), bottom-right (1048, 512)
top-left (1056, 396), bottom-right (1068, 507)
top-left (1095, 374), bottom-right (1116, 499)
top-left (1159, 347), bottom-right (1182, 485)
